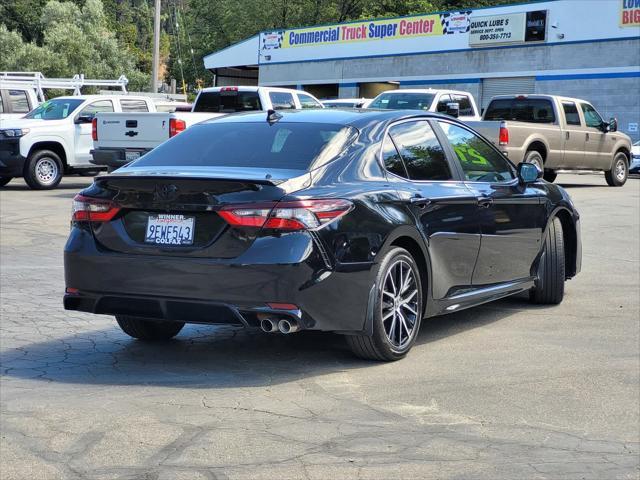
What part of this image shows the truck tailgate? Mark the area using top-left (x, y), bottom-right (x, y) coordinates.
top-left (95, 112), bottom-right (172, 150)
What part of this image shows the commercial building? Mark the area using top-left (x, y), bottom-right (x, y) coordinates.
top-left (203, 0), bottom-right (640, 140)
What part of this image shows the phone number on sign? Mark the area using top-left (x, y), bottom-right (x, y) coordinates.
top-left (479, 32), bottom-right (512, 40)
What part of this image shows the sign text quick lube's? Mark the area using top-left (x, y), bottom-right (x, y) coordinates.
top-left (285, 14), bottom-right (443, 47)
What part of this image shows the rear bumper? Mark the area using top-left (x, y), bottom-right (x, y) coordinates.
top-left (63, 227), bottom-right (375, 333)
top-left (90, 148), bottom-right (151, 168)
top-left (0, 138), bottom-right (25, 177)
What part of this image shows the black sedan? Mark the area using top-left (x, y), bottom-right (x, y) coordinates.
top-left (64, 109), bottom-right (581, 361)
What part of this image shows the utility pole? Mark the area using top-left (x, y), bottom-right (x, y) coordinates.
top-left (151, 0), bottom-right (161, 92)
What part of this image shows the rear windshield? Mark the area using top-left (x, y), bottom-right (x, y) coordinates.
top-left (132, 122), bottom-right (357, 171)
top-left (484, 98), bottom-right (556, 123)
top-left (193, 91), bottom-right (262, 113)
top-left (369, 92), bottom-right (435, 111)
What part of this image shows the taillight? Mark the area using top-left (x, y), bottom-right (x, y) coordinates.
top-left (218, 199), bottom-right (353, 231)
top-left (92, 118), bottom-right (98, 141)
top-left (220, 87), bottom-right (239, 92)
top-left (72, 194), bottom-right (120, 222)
top-left (499, 121), bottom-right (509, 146)
top-left (169, 118), bottom-right (186, 137)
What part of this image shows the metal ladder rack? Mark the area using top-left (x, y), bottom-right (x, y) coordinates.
top-left (0, 72), bottom-right (129, 102)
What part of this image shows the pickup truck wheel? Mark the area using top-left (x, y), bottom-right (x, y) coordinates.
top-left (115, 315), bottom-right (184, 340)
top-left (0, 177), bottom-right (12, 187)
top-left (24, 150), bottom-right (63, 190)
top-left (543, 170), bottom-right (557, 183)
top-left (530, 217), bottom-right (565, 305)
top-left (524, 150), bottom-right (544, 172)
top-left (605, 152), bottom-right (628, 187)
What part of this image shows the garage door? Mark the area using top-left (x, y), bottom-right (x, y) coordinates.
top-left (480, 77), bottom-right (535, 110)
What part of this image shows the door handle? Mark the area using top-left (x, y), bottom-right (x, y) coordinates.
top-left (409, 195), bottom-right (432, 207)
top-left (477, 196), bottom-right (493, 208)
top-left (565, 131), bottom-right (570, 140)
top-left (586, 133), bottom-right (590, 141)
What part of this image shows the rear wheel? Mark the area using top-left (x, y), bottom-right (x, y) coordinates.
top-left (347, 247), bottom-right (422, 361)
top-left (115, 315), bottom-right (184, 340)
top-left (0, 177), bottom-right (12, 187)
top-left (524, 150), bottom-right (544, 172)
top-left (605, 152), bottom-right (628, 187)
top-left (24, 150), bottom-right (63, 190)
top-left (543, 170), bottom-right (557, 183)
top-left (530, 217), bottom-right (565, 305)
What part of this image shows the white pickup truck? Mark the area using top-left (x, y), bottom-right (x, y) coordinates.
top-left (0, 95), bottom-right (155, 189)
top-left (0, 87), bottom-right (39, 127)
top-left (90, 86), bottom-right (324, 170)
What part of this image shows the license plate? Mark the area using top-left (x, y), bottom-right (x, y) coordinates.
top-left (145, 214), bottom-right (195, 245)
top-left (125, 151), bottom-right (141, 162)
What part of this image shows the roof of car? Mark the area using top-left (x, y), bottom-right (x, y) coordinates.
top-left (46, 95), bottom-right (152, 101)
top-left (199, 108), bottom-right (449, 129)
top-left (376, 89), bottom-right (472, 96)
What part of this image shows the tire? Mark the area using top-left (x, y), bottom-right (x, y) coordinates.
top-left (524, 150), bottom-right (544, 172)
top-left (347, 247), bottom-right (423, 361)
top-left (24, 150), bottom-right (64, 190)
top-left (530, 217), bottom-right (565, 305)
top-left (543, 170), bottom-right (557, 183)
top-left (115, 315), bottom-right (184, 340)
top-left (0, 177), bottom-right (12, 187)
top-left (605, 152), bottom-right (628, 187)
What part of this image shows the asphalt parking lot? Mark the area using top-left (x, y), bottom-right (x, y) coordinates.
top-left (1, 173), bottom-right (638, 480)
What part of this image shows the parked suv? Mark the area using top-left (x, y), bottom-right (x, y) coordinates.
top-left (0, 87), bottom-right (39, 127)
top-left (0, 95), bottom-right (154, 189)
top-left (367, 89), bottom-right (481, 121)
top-left (482, 95), bottom-right (633, 186)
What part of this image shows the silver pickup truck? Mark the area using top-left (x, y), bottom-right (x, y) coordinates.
top-left (481, 94), bottom-right (633, 186)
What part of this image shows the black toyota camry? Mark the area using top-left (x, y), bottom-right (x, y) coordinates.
top-left (64, 109), bottom-right (581, 361)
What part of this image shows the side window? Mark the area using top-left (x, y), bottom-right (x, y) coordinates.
top-left (381, 135), bottom-right (407, 178)
top-left (78, 100), bottom-right (114, 117)
top-left (436, 94), bottom-right (451, 113)
top-left (120, 99), bottom-right (149, 112)
top-left (581, 103), bottom-right (603, 128)
top-left (439, 121), bottom-right (516, 183)
top-left (297, 93), bottom-right (322, 109)
top-left (269, 92), bottom-right (295, 110)
top-left (453, 94), bottom-right (474, 116)
top-left (388, 121), bottom-right (452, 181)
top-left (562, 102), bottom-right (581, 126)
top-left (8, 90), bottom-right (30, 113)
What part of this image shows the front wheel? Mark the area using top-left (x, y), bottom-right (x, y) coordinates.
top-left (115, 315), bottom-right (184, 340)
top-left (24, 150), bottom-right (63, 190)
top-left (347, 247), bottom-right (423, 361)
top-left (0, 177), bottom-right (12, 187)
top-left (605, 152), bottom-right (628, 187)
top-left (530, 217), bottom-right (565, 305)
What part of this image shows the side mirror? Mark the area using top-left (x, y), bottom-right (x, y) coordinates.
top-left (517, 162), bottom-right (542, 184)
top-left (75, 114), bottom-right (94, 124)
top-left (446, 102), bottom-right (460, 118)
top-left (607, 117), bottom-right (618, 133)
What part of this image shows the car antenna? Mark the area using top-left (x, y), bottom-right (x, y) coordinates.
top-left (267, 109), bottom-right (282, 125)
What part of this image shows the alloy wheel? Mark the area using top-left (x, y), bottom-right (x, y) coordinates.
top-left (35, 157), bottom-right (59, 186)
top-left (615, 158), bottom-right (627, 182)
top-left (381, 259), bottom-right (419, 349)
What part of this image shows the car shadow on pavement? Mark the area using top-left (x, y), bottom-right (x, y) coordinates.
top-left (1, 295), bottom-right (557, 389)
top-left (0, 182), bottom-right (92, 192)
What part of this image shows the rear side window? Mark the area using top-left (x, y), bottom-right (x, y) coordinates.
top-left (78, 100), bottom-right (114, 117)
top-left (133, 122), bottom-right (357, 171)
top-left (484, 98), bottom-right (555, 123)
top-left (120, 99), bottom-right (149, 112)
top-left (388, 121), bottom-right (451, 181)
top-left (439, 122), bottom-right (515, 182)
top-left (369, 92), bottom-right (435, 111)
top-left (298, 93), bottom-right (322, 109)
top-left (452, 95), bottom-right (474, 116)
top-left (562, 102), bottom-right (581, 126)
top-left (269, 92), bottom-right (296, 110)
top-left (9, 90), bottom-right (30, 113)
top-left (381, 136), bottom-right (407, 178)
top-left (193, 91), bottom-right (262, 113)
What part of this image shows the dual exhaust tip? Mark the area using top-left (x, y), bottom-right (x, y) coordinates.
top-left (259, 317), bottom-right (299, 334)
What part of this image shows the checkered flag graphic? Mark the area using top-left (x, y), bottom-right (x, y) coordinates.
top-left (262, 31), bottom-right (284, 50)
top-left (440, 11), bottom-right (471, 34)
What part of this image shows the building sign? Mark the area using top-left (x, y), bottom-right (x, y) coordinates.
top-left (621, 0), bottom-right (640, 26)
top-left (261, 12), bottom-right (470, 53)
top-left (469, 10), bottom-right (547, 46)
